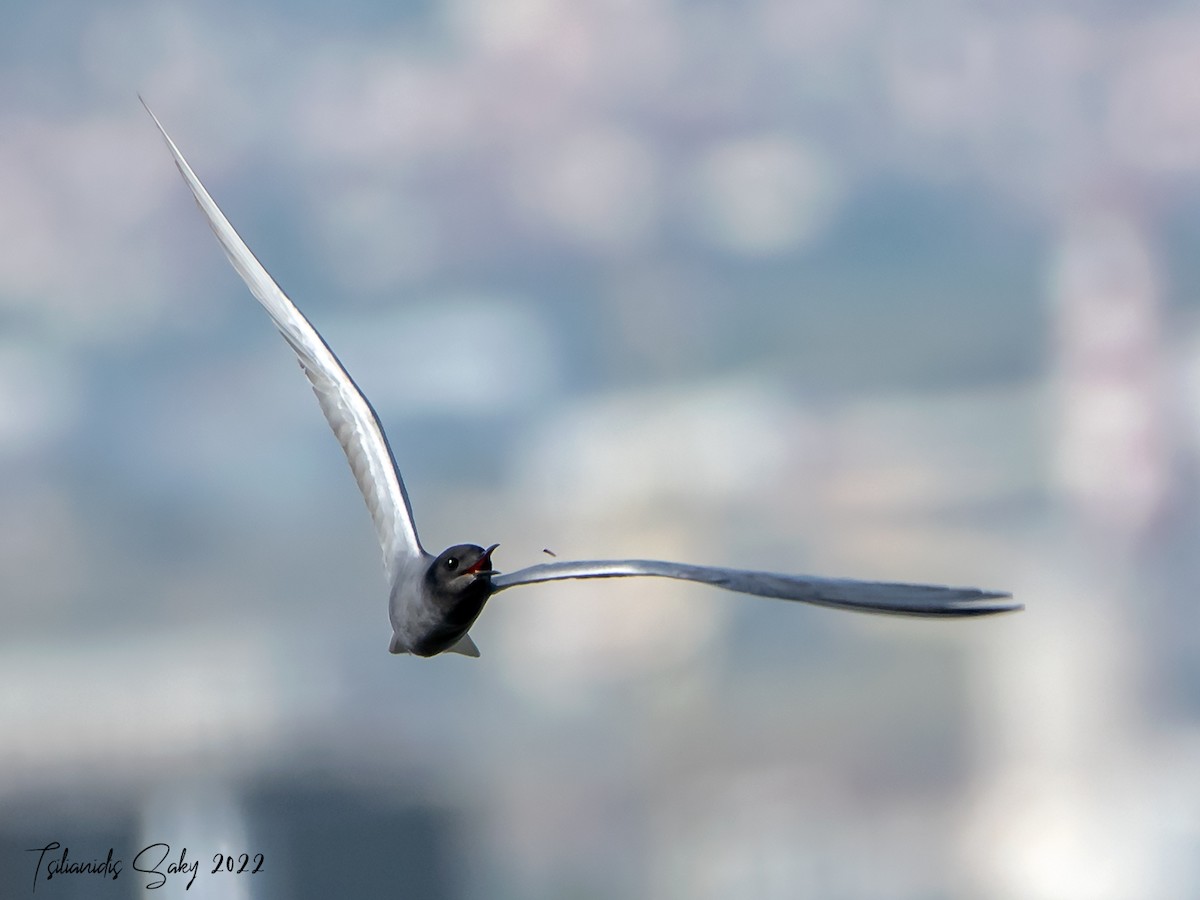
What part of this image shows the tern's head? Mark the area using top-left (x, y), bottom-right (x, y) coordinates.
top-left (426, 543), bottom-right (498, 603)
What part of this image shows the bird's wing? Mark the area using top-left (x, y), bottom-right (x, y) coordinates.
top-left (490, 559), bottom-right (1019, 617)
top-left (144, 100), bottom-right (425, 578)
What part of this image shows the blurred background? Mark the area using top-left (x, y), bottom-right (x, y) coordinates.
top-left (2, 0), bottom-right (1200, 897)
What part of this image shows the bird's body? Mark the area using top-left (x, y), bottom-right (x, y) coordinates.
top-left (144, 100), bottom-right (1020, 659)
top-left (389, 545), bottom-right (494, 657)
top-left (387, 553), bottom-right (447, 656)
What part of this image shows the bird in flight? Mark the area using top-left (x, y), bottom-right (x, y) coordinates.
top-left (144, 101), bottom-right (1019, 659)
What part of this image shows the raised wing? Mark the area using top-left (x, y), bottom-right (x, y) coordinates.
top-left (491, 559), bottom-right (1019, 617)
top-left (144, 100), bottom-right (425, 578)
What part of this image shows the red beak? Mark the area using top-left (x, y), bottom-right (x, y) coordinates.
top-left (464, 543), bottom-right (499, 575)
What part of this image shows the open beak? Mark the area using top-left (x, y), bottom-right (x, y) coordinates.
top-left (465, 543), bottom-right (499, 576)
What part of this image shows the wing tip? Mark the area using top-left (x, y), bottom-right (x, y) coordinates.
top-left (138, 94), bottom-right (164, 131)
top-left (951, 590), bottom-right (1022, 616)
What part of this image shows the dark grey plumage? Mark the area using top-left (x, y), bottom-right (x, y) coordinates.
top-left (145, 100), bottom-right (1020, 660)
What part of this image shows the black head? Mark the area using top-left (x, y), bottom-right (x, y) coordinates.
top-left (426, 543), bottom-right (498, 604)
top-left (412, 543), bottom-right (498, 656)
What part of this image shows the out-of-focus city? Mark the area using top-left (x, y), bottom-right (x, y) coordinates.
top-left (3, 1), bottom-right (1200, 897)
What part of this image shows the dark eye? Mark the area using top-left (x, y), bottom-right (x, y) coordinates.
top-left (445, 557), bottom-right (459, 571)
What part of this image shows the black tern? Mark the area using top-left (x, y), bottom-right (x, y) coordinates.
top-left (145, 101), bottom-right (1019, 659)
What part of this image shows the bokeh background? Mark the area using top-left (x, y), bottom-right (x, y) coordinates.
top-left (3, 1), bottom-right (1200, 897)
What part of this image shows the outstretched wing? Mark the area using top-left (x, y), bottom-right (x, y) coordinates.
top-left (490, 559), bottom-right (1018, 617)
top-left (144, 100), bottom-right (425, 579)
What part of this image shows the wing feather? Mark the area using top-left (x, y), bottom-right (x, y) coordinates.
top-left (491, 559), bottom-right (1018, 617)
top-left (145, 100), bottom-right (424, 578)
